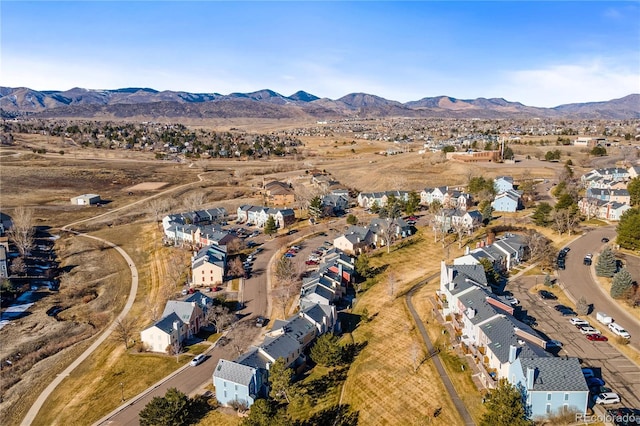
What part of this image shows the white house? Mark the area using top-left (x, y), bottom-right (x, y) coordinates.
top-left (140, 312), bottom-right (186, 353)
top-left (192, 244), bottom-right (227, 287)
top-left (494, 176), bottom-right (514, 193)
top-left (492, 190), bottom-right (521, 212)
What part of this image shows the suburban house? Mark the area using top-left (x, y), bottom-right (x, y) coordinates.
top-left (162, 300), bottom-right (205, 339)
top-left (357, 190), bottom-right (409, 209)
top-left (321, 193), bottom-right (349, 216)
top-left (367, 217), bottom-right (413, 246)
top-left (444, 190), bottom-right (473, 211)
top-left (573, 137), bottom-right (606, 147)
top-left (213, 303), bottom-right (336, 408)
top-left (494, 176), bottom-right (515, 193)
top-left (437, 209), bottom-right (483, 233)
top-left (70, 194), bottom-right (101, 205)
top-left (420, 186), bottom-right (448, 206)
top-left (585, 188), bottom-right (631, 204)
top-left (140, 312), bottom-right (187, 353)
top-left (263, 181), bottom-right (295, 206)
top-left (436, 261), bottom-right (588, 418)
top-left (578, 198), bottom-right (632, 221)
top-left (333, 226), bottom-right (374, 254)
top-left (492, 190), bottom-right (522, 212)
top-left (453, 233), bottom-right (527, 273)
top-left (581, 167), bottom-right (630, 185)
top-left (0, 246), bottom-right (8, 279)
top-left (236, 205), bottom-right (296, 228)
top-left (162, 208), bottom-right (227, 232)
top-left (192, 244), bottom-right (227, 287)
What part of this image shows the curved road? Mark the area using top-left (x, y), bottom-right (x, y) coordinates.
top-left (406, 274), bottom-right (475, 426)
top-left (559, 227), bottom-right (640, 353)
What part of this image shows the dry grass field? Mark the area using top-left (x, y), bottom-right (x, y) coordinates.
top-left (1, 121), bottom-right (633, 425)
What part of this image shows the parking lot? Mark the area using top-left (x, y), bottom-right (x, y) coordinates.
top-left (509, 276), bottom-right (640, 410)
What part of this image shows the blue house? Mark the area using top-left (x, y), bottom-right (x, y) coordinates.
top-left (508, 353), bottom-right (589, 418)
top-left (492, 190), bottom-right (521, 212)
top-left (494, 176), bottom-right (515, 193)
top-left (213, 358), bottom-right (267, 407)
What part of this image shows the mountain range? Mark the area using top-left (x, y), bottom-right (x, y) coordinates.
top-left (1, 86), bottom-right (638, 120)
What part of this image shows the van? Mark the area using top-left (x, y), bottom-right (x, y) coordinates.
top-left (190, 354), bottom-right (206, 366)
top-left (608, 323), bottom-right (630, 339)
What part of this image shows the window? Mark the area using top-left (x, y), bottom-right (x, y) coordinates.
top-left (235, 385), bottom-right (238, 391)
top-left (224, 390), bottom-right (227, 398)
top-left (547, 393), bottom-right (552, 401)
top-left (546, 404), bottom-right (551, 414)
top-left (564, 393), bottom-right (569, 401)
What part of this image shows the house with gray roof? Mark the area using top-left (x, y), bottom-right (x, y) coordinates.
top-left (510, 356), bottom-right (588, 417)
top-left (492, 189), bottom-right (522, 212)
top-left (162, 300), bottom-right (205, 338)
top-left (140, 312), bottom-right (186, 353)
top-left (213, 358), bottom-right (267, 407)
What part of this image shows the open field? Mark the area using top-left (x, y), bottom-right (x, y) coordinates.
top-left (1, 120), bottom-right (635, 424)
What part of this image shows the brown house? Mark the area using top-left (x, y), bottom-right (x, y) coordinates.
top-left (263, 181), bottom-right (295, 206)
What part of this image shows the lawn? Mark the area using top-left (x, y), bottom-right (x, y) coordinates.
top-left (340, 230), bottom-right (469, 425)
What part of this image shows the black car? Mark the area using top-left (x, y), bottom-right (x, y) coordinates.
top-left (538, 290), bottom-right (558, 300)
top-left (554, 304), bottom-right (569, 311)
top-left (601, 237), bottom-right (610, 243)
top-left (560, 308), bottom-right (577, 316)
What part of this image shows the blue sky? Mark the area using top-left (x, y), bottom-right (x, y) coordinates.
top-left (1, 1), bottom-right (639, 107)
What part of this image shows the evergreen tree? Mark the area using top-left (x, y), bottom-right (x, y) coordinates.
top-left (617, 208), bottom-right (640, 251)
top-left (627, 177), bottom-right (640, 206)
top-left (139, 388), bottom-right (191, 426)
top-left (263, 216), bottom-right (277, 236)
top-left (532, 202), bottom-right (552, 226)
top-left (481, 203), bottom-right (494, 225)
top-left (346, 214), bottom-right (358, 225)
top-left (479, 258), bottom-right (500, 287)
top-left (480, 379), bottom-right (532, 426)
top-left (595, 247), bottom-right (617, 277)
top-left (309, 196), bottom-right (323, 219)
top-left (405, 191), bottom-right (421, 216)
top-left (355, 254), bottom-right (374, 279)
top-left (241, 399), bottom-right (290, 426)
top-left (310, 333), bottom-right (342, 366)
top-left (611, 268), bottom-right (634, 299)
top-left (268, 358), bottom-right (293, 403)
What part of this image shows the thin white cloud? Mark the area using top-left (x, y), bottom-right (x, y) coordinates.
top-left (494, 60), bottom-right (640, 107)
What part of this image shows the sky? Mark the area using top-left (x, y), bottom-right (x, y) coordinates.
top-left (1, 1), bottom-right (639, 108)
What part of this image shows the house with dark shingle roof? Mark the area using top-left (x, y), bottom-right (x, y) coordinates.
top-left (140, 312), bottom-right (186, 353)
top-left (213, 358), bottom-right (267, 407)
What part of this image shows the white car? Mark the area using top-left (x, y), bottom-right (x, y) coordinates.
top-left (570, 318), bottom-right (589, 327)
top-left (594, 392), bottom-right (621, 405)
top-left (190, 354), bottom-right (205, 366)
top-left (608, 323), bottom-right (631, 339)
top-left (504, 296), bottom-right (519, 306)
top-left (580, 326), bottom-right (600, 335)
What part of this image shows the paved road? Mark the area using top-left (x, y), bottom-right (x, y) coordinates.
top-left (406, 274), bottom-right (475, 426)
top-left (508, 226), bottom-right (640, 410)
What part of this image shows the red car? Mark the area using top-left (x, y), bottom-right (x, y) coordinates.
top-left (587, 334), bottom-right (608, 342)
top-left (305, 260), bottom-right (319, 266)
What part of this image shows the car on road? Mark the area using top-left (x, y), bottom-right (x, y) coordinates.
top-left (570, 318), bottom-right (590, 327)
top-left (190, 354), bottom-right (206, 366)
top-left (608, 323), bottom-right (631, 339)
top-left (554, 304), bottom-right (569, 312)
top-left (538, 290), bottom-right (558, 300)
top-left (580, 325), bottom-right (600, 335)
top-left (601, 237), bottom-right (610, 243)
top-left (587, 333), bottom-right (608, 342)
top-left (594, 392), bottom-right (620, 405)
top-left (584, 253), bottom-right (593, 266)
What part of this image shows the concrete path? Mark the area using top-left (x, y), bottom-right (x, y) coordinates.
top-left (21, 232), bottom-right (139, 425)
top-left (406, 273), bottom-right (475, 426)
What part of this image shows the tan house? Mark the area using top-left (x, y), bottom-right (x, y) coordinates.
top-left (192, 244), bottom-right (227, 287)
top-left (140, 312), bottom-right (186, 353)
top-left (263, 181), bottom-right (295, 206)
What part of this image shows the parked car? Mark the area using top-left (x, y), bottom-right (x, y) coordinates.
top-left (587, 334), bottom-right (608, 342)
top-left (305, 260), bottom-right (319, 266)
top-left (608, 323), bottom-right (631, 339)
top-left (46, 305), bottom-right (64, 316)
top-left (580, 325), bottom-right (600, 335)
top-left (538, 290), bottom-right (558, 300)
top-left (284, 253), bottom-right (294, 258)
top-left (504, 295), bottom-right (519, 306)
top-left (570, 318), bottom-right (590, 327)
top-left (594, 392), bottom-right (620, 405)
top-left (587, 377), bottom-right (606, 387)
top-left (582, 368), bottom-right (596, 378)
top-left (546, 339), bottom-right (563, 348)
top-left (560, 308), bottom-right (577, 316)
top-left (256, 316), bottom-right (266, 327)
top-left (601, 237), bottom-right (610, 243)
top-left (590, 385), bottom-right (612, 395)
top-left (554, 304), bottom-right (569, 312)
top-left (217, 336), bottom-right (230, 346)
top-left (190, 354), bottom-right (206, 366)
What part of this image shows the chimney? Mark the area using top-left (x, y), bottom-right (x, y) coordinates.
top-left (266, 362), bottom-right (271, 371)
top-left (508, 345), bottom-right (518, 363)
top-left (465, 246), bottom-right (470, 255)
top-left (526, 367), bottom-right (535, 390)
top-left (173, 321), bottom-right (179, 331)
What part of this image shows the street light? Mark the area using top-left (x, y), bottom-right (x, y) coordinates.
top-left (120, 382), bottom-right (124, 402)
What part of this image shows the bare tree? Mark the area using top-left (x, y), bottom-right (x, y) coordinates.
top-left (162, 252), bottom-right (189, 300)
top-left (383, 218), bottom-right (397, 254)
top-left (8, 206), bottom-right (35, 258)
top-left (147, 198), bottom-right (171, 223)
top-left (205, 305), bottom-right (235, 332)
top-left (112, 317), bottom-right (136, 349)
top-left (182, 191), bottom-right (206, 211)
top-left (168, 339), bottom-right (183, 363)
top-left (9, 256), bottom-right (26, 276)
top-left (452, 219), bottom-right (470, 249)
top-left (411, 342), bottom-right (423, 373)
top-left (228, 257), bottom-right (245, 278)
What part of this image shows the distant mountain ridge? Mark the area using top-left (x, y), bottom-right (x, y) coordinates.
top-left (0, 86), bottom-right (638, 120)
